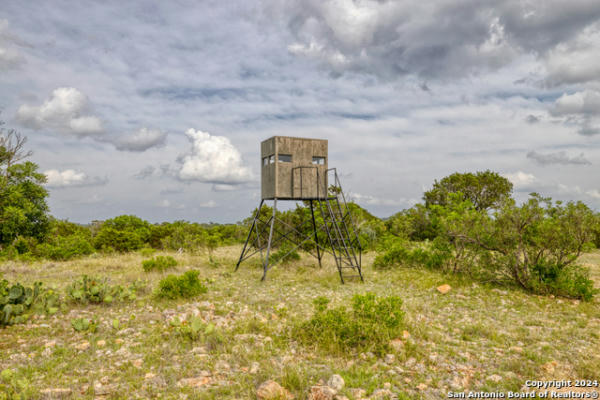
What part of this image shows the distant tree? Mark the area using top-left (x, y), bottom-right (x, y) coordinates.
top-left (386, 204), bottom-right (440, 241)
top-left (0, 119), bottom-right (50, 246)
top-left (93, 215), bottom-right (152, 252)
top-left (424, 170), bottom-right (513, 211)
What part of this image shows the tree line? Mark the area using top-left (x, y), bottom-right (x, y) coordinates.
top-left (2, 121), bottom-right (600, 299)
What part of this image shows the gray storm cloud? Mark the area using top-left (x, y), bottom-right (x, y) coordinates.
top-left (551, 90), bottom-right (600, 136)
top-left (267, 0), bottom-right (600, 82)
top-left (114, 128), bottom-right (167, 152)
top-left (2, 0), bottom-right (600, 222)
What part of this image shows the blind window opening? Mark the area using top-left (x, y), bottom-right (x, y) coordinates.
top-left (312, 156), bottom-right (325, 165)
top-left (278, 154), bottom-right (292, 162)
top-left (262, 157), bottom-right (269, 166)
top-left (269, 155), bottom-right (275, 164)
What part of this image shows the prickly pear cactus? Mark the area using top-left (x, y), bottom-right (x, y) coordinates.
top-left (66, 275), bottom-right (140, 304)
top-left (0, 280), bottom-right (42, 326)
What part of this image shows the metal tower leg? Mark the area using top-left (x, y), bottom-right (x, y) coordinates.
top-left (309, 199), bottom-right (322, 268)
top-left (235, 199), bottom-right (264, 271)
top-left (261, 198), bottom-right (277, 281)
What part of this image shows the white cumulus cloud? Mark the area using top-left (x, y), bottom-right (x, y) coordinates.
top-left (177, 129), bottom-right (253, 184)
top-left (44, 169), bottom-right (107, 188)
top-left (16, 87), bottom-right (103, 136)
top-left (114, 128), bottom-right (167, 152)
top-left (503, 171), bottom-right (537, 189)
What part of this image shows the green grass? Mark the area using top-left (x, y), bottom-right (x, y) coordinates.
top-left (1, 246), bottom-right (599, 398)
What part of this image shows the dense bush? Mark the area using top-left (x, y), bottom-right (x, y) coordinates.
top-left (142, 255), bottom-right (178, 272)
top-left (156, 270), bottom-right (207, 299)
top-left (32, 218), bottom-right (94, 260)
top-left (294, 293), bottom-right (404, 355)
top-left (156, 221), bottom-right (245, 252)
top-left (47, 218), bottom-right (90, 237)
top-left (0, 214), bottom-right (249, 259)
top-left (593, 213), bottom-right (600, 249)
top-left (529, 262), bottom-right (596, 301)
top-left (385, 204), bottom-right (441, 242)
top-left (437, 194), bottom-right (598, 300)
top-left (373, 240), bottom-right (410, 269)
top-left (158, 221), bottom-right (206, 252)
top-left (373, 238), bottom-right (452, 271)
top-left (269, 243), bottom-right (301, 265)
top-left (377, 192), bottom-right (598, 300)
top-left (35, 234), bottom-right (94, 260)
top-left (66, 275), bottom-right (138, 304)
top-left (93, 215), bottom-right (151, 252)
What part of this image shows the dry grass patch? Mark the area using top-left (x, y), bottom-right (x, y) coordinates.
top-left (0, 247), bottom-right (599, 398)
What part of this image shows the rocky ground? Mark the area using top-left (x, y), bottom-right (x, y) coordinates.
top-left (1, 247), bottom-right (599, 399)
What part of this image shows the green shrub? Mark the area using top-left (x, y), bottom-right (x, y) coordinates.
top-left (35, 233), bottom-right (94, 260)
top-left (294, 292), bottom-right (404, 355)
top-left (449, 194), bottom-right (598, 300)
top-left (0, 368), bottom-right (34, 399)
top-left (47, 218), bottom-right (91, 237)
top-left (592, 214), bottom-right (600, 249)
top-left (66, 275), bottom-right (138, 304)
top-left (530, 262), bottom-right (597, 301)
top-left (269, 244), bottom-right (301, 265)
top-left (12, 236), bottom-right (37, 254)
top-left (373, 239), bottom-right (452, 271)
top-left (139, 247), bottom-right (156, 257)
top-left (0, 246), bottom-right (18, 261)
top-left (386, 204), bottom-right (440, 242)
top-left (373, 241), bottom-right (410, 269)
top-left (142, 255), bottom-right (178, 272)
top-left (93, 215), bottom-right (151, 252)
top-left (158, 222), bottom-right (206, 252)
top-left (156, 270), bottom-right (207, 299)
top-left (94, 228), bottom-right (144, 252)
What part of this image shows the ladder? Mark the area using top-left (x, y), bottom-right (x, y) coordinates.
top-left (318, 170), bottom-right (363, 284)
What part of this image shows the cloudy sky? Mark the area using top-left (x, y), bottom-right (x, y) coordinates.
top-left (1, 0), bottom-right (599, 223)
